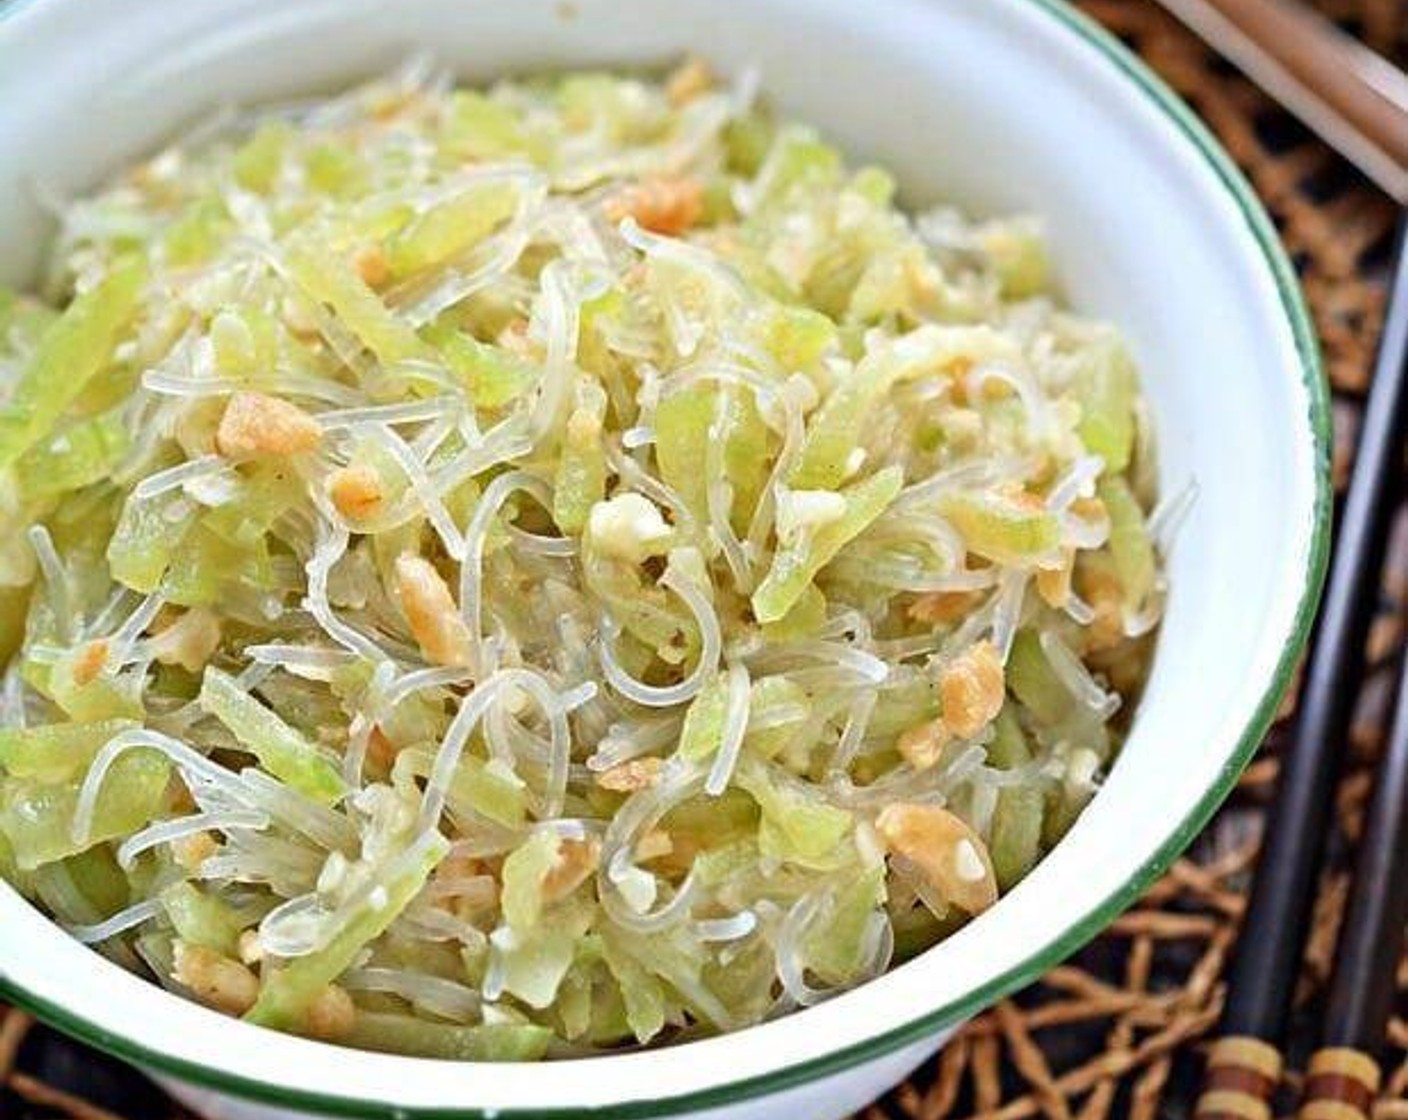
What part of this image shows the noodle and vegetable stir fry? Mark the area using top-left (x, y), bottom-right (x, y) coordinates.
top-left (0, 60), bottom-right (1166, 1058)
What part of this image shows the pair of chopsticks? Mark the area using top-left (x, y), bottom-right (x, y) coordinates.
top-left (1192, 225), bottom-right (1408, 1115)
top-left (1155, 0), bottom-right (1408, 202)
top-left (1194, 224), bottom-right (1408, 1120)
top-left (1152, 5), bottom-right (1408, 1117)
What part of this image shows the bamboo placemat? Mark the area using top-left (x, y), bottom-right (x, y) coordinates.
top-left (0, 1), bottom-right (1405, 1117)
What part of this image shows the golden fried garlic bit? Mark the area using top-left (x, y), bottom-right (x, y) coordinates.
top-left (394, 554), bottom-right (475, 668)
top-left (604, 176), bottom-right (704, 236)
top-left (938, 640), bottom-right (1005, 739)
top-left (327, 464), bottom-right (386, 520)
top-left (875, 803), bottom-right (998, 915)
top-left (215, 391), bottom-right (323, 458)
top-left (595, 757), bottom-right (665, 792)
top-left (172, 941), bottom-right (260, 1016)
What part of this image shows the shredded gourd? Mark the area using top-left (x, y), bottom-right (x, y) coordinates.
top-left (0, 57), bottom-right (1167, 1058)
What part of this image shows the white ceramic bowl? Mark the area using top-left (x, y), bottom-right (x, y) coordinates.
top-left (0, 0), bottom-right (1329, 1117)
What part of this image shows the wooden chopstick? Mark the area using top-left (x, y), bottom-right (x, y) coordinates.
top-left (1294, 634), bottom-right (1408, 1120)
top-left (1155, 0), bottom-right (1408, 202)
top-left (1193, 215), bottom-right (1408, 1120)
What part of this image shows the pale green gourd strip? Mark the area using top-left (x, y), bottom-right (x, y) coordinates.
top-left (198, 667), bottom-right (346, 805)
top-left (0, 258), bottom-right (147, 471)
top-left (245, 832), bottom-right (448, 1030)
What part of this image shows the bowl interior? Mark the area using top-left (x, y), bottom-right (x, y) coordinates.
top-left (0, 0), bottom-right (1325, 1114)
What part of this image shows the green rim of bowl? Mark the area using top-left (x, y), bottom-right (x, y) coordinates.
top-left (0, 0), bottom-right (1332, 1115)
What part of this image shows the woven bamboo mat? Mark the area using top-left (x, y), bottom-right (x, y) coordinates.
top-left (0, 1), bottom-right (1405, 1117)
